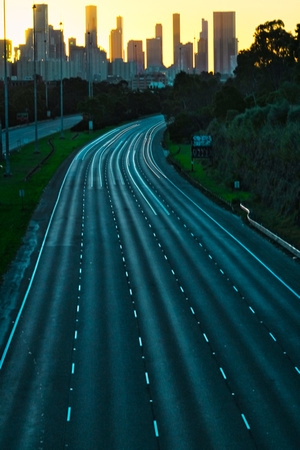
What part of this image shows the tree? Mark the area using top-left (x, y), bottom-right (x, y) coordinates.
top-left (252, 20), bottom-right (294, 67)
top-left (212, 85), bottom-right (246, 120)
top-left (235, 20), bottom-right (297, 93)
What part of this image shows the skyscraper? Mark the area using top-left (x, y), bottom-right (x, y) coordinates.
top-left (127, 40), bottom-right (144, 73)
top-left (180, 42), bottom-right (193, 73)
top-left (213, 11), bottom-right (238, 76)
top-left (155, 23), bottom-right (163, 66)
top-left (173, 13), bottom-right (180, 68)
top-left (195, 19), bottom-right (208, 73)
top-left (85, 5), bottom-right (97, 48)
top-left (109, 16), bottom-right (123, 62)
top-left (34, 4), bottom-right (49, 61)
top-left (146, 24), bottom-right (163, 69)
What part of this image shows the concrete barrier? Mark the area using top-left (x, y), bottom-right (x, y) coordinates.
top-left (240, 204), bottom-right (300, 259)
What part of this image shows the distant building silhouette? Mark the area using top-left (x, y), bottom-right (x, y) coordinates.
top-left (110, 16), bottom-right (123, 62)
top-left (35, 4), bottom-right (49, 61)
top-left (146, 24), bottom-right (164, 70)
top-left (127, 40), bottom-right (144, 74)
top-left (0, 40), bottom-right (13, 80)
top-left (213, 11), bottom-right (238, 77)
top-left (173, 13), bottom-right (180, 68)
top-left (195, 19), bottom-right (208, 73)
top-left (179, 42), bottom-right (193, 73)
top-left (5, 3), bottom-right (238, 85)
top-left (85, 5), bottom-right (98, 49)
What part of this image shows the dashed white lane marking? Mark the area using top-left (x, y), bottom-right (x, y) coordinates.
top-left (241, 413), bottom-right (251, 430)
top-left (219, 367), bottom-right (227, 380)
top-left (67, 407), bottom-right (72, 422)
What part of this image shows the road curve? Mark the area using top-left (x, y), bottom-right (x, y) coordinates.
top-left (0, 115), bottom-right (299, 449)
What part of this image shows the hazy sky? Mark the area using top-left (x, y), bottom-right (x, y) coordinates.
top-left (2, 0), bottom-right (299, 70)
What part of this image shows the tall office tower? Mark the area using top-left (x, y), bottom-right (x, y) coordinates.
top-left (173, 13), bottom-right (180, 68)
top-left (85, 5), bottom-right (97, 48)
top-left (155, 23), bottom-right (163, 66)
top-left (33, 4), bottom-right (49, 61)
top-left (195, 18), bottom-right (208, 73)
top-left (213, 11), bottom-right (238, 76)
top-left (0, 40), bottom-right (12, 61)
top-left (49, 26), bottom-right (65, 59)
top-left (180, 42), bottom-right (193, 73)
top-left (146, 38), bottom-right (162, 69)
top-left (109, 16), bottom-right (123, 62)
top-left (127, 40), bottom-right (145, 73)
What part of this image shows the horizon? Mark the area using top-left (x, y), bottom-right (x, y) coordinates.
top-left (1, 0), bottom-right (299, 71)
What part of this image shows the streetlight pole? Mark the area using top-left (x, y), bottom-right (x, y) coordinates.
top-left (44, 39), bottom-right (48, 112)
top-left (33, 4), bottom-right (39, 153)
top-left (59, 21), bottom-right (64, 139)
top-left (3, 0), bottom-right (11, 175)
top-left (87, 31), bottom-right (93, 132)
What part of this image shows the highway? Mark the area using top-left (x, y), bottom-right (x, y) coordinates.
top-left (0, 115), bottom-right (300, 449)
top-left (1, 114), bottom-right (82, 152)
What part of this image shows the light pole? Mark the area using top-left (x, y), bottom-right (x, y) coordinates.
top-left (33, 4), bottom-right (39, 153)
top-left (44, 38), bottom-right (48, 112)
top-left (59, 21), bottom-right (64, 139)
top-left (3, 0), bottom-right (10, 175)
top-left (87, 31), bottom-right (93, 132)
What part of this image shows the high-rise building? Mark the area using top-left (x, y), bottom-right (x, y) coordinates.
top-left (33, 4), bottom-right (49, 61)
top-left (173, 13), bottom-right (180, 68)
top-left (146, 24), bottom-right (163, 69)
top-left (109, 16), bottom-right (123, 62)
top-left (195, 19), bottom-right (208, 73)
top-left (127, 40), bottom-right (144, 74)
top-left (85, 5), bottom-right (97, 48)
top-left (0, 40), bottom-right (12, 61)
top-left (146, 38), bottom-right (161, 69)
top-left (180, 42), bottom-right (193, 73)
top-left (155, 23), bottom-right (163, 66)
top-left (213, 11), bottom-right (238, 76)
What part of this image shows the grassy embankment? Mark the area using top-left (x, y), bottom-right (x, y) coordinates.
top-left (166, 139), bottom-right (300, 251)
top-left (0, 129), bottom-right (104, 282)
top-left (1, 129), bottom-right (299, 284)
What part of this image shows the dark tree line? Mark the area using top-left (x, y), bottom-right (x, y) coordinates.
top-left (161, 20), bottom-right (300, 231)
top-left (0, 77), bottom-right (162, 130)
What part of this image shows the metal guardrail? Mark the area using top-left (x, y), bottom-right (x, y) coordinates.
top-left (240, 204), bottom-right (300, 259)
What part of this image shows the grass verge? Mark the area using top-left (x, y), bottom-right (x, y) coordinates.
top-left (166, 139), bottom-right (300, 251)
top-left (0, 129), bottom-right (104, 282)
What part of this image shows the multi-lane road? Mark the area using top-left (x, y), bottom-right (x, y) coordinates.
top-left (0, 115), bottom-right (300, 449)
top-left (2, 114), bottom-right (82, 152)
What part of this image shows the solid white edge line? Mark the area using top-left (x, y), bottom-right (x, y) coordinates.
top-left (0, 155), bottom-right (77, 370)
top-left (166, 177), bottom-right (300, 299)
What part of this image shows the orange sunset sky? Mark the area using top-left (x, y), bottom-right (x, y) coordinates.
top-left (1, 0), bottom-right (299, 71)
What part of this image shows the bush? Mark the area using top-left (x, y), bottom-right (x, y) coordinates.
top-left (288, 106), bottom-right (300, 123)
top-left (267, 100), bottom-right (289, 125)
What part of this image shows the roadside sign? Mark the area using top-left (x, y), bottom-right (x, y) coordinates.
top-left (191, 135), bottom-right (212, 159)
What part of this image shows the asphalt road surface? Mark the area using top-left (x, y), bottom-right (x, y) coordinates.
top-left (0, 115), bottom-right (300, 449)
top-left (2, 114), bottom-right (82, 152)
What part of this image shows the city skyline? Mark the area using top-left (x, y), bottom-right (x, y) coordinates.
top-left (1, 0), bottom-right (299, 71)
